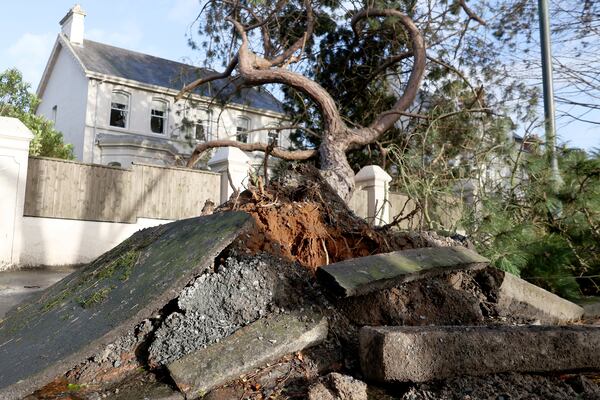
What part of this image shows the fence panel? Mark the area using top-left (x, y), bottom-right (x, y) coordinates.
top-left (24, 157), bottom-right (136, 223)
top-left (349, 188), bottom-right (369, 219)
top-left (389, 192), bottom-right (421, 229)
top-left (24, 158), bottom-right (221, 223)
top-left (133, 163), bottom-right (220, 220)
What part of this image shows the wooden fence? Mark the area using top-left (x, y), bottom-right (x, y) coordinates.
top-left (388, 192), bottom-right (463, 230)
top-left (24, 157), bottom-right (221, 223)
top-left (348, 188), bottom-right (369, 219)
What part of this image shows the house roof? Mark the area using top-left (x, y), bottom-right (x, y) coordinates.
top-left (70, 39), bottom-right (283, 114)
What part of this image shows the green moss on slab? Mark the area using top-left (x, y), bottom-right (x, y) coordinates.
top-left (95, 250), bottom-right (140, 282)
top-left (41, 288), bottom-right (74, 312)
top-left (78, 287), bottom-right (111, 308)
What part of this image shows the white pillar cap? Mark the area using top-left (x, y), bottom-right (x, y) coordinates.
top-left (354, 165), bottom-right (392, 186)
top-left (0, 117), bottom-right (33, 141)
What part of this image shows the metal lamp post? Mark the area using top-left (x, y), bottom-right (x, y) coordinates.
top-left (538, 0), bottom-right (563, 189)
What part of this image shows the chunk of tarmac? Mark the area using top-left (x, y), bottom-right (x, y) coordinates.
top-left (168, 311), bottom-right (328, 398)
top-left (360, 325), bottom-right (600, 383)
top-left (317, 246), bottom-right (489, 297)
top-left (0, 212), bottom-right (252, 400)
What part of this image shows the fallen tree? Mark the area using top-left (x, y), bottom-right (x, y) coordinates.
top-left (178, 1), bottom-right (429, 202)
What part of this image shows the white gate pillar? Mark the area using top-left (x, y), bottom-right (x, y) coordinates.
top-left (208, 147), bottom-right (251, 204)
top-left (355, 165), bottom-right (392, 226)
top-left (0, 117), bottom-right (33, 269)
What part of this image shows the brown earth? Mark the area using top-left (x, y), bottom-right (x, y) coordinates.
top-left (218, 164), bottom-right (426, 271)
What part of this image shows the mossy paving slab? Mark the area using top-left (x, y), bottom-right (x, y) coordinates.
top-left (0, 211), bottom-right (251, 399)
top-left (316, 246), bottom-right (489, 297)
top-left (168, 311), bottom-right (328, 397)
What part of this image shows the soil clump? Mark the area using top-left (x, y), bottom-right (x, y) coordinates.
top-left (217, 165), bottom-right (432, 270)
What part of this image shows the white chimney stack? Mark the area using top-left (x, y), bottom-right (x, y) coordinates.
top-left (60, 5), bottom-right (86, 45)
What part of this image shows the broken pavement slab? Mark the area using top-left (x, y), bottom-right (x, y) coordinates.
top-left (583, 300), bottom-right (600, 319)
top-left (168, 311), bottom-right (328, 398)
top-left (316, 246), bottom-right (488, 297)
top-left (0, 211), bottom-right (252, 400)
top-left (495, 271), bottom-right (584, 324)
top-left (360, 325), bottom-right (600, 383)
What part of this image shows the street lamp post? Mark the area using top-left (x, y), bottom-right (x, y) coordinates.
top-left (538, 0), bottom-right (563, 189)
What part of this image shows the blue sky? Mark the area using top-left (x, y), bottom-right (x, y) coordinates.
top-left (0, 1), bottom-right (598, 151)
top-left (0, 1), bottom-right (202, 88)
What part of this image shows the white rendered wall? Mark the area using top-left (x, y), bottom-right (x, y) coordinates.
top-left (18, 217), bottom-right (171, 267)
top-left (0, 117), bottom-right (33, 269)
top-left (36, 42), bottom-right (89, 160)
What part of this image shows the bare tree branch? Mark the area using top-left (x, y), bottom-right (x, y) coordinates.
top-left (458, 0), bottom-right (487, 26)
top-left (266, 0), bottom-right (314, 67)
top-left (176, 55), bottom-right (239, 101)
top-left (186, 140), bottom-right (317, 167)
top-left (351, 8), bottom-right (427, 142)
top-left (229, 16), bottom-right (348, 134)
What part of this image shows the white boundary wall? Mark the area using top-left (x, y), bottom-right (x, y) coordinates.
top-left (18, 216), bottom-right (172, 266)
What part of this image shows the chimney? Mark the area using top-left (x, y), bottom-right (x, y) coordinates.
top-left (60, 5), bottom-right (86, 45)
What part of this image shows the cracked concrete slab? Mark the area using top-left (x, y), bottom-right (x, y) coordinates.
top-left (168, 311), bottom-right (328, 398)
top-left (0, 212), bottom-right (252, 399)
top-left (360, 325), bottom-right (600, 383)
top-left (496, 271), bottom-right (584, 323)
top-left (317, 246), bottom-right (488, 297)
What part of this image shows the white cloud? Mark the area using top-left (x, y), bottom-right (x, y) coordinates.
top-left (6, 32), bottom-right (55, 89)
top-left (167, 0), bottom-right (201, 24)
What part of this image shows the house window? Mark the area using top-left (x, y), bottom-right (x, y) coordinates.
top-left (151, 99), bottom-right (168, 134)
top-left (52, 105), bottom-right (58, 123)
top-left (236, 116), bottom-right (250, 143)
top-left (110, 91), bottom-right (129, 128)
top-left (267, 129), bottom-right (280, 146)
top-left (195, 110), bottom-right (213, 141)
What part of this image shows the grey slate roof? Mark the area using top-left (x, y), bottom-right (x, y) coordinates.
top-left (71, 39), bottom-right (283, 114)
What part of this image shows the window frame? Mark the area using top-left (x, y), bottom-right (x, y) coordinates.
top-left (236, 116), bottom-right (250, 143)
top-left (150, 98), bottom-right (168, 135)
top-left (194, 109), bottom-right (213, 142)
top-left (109, 90), bottom-right (130, 129)
top-left (267, 128), bottom-right (280, 146)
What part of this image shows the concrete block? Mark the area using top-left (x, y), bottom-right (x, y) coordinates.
top-left (316, 246), bottom-right (488, 297)
top-left (497, 272), bottom-right (584, 323)
top-left (360, 325), bottom-right (600, 383)
top-left (168, 312), bottom-right (328, 398)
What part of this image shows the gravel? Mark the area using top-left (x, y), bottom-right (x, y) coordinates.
top-left (148, 252), bottom-right (309, 366)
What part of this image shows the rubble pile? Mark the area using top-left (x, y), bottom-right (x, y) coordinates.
top-left (1, 166), bottom-right (599, 400)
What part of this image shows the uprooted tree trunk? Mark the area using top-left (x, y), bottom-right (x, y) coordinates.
top-left (179, 4), bottom-right (426, 203)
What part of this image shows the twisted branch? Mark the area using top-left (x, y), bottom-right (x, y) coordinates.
top-left (351, 8), bottom-right (427, 143)
top-left (186, 140), bottom-right (317, 167)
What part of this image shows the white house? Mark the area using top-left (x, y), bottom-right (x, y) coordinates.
top-left (36, 5), bottom-right (290, 168)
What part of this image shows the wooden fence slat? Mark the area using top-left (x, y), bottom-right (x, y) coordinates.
top-left (23, 157), bottom-right (220, 223)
